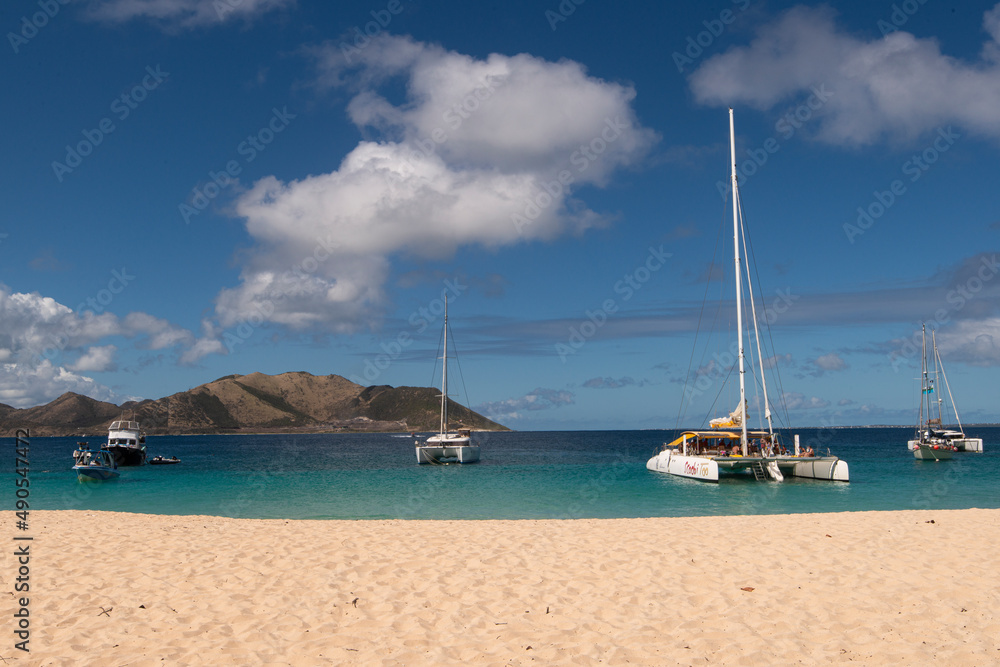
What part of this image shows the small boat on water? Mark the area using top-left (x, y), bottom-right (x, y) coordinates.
top-left (907, 325), bottom-right (983, 457)
top-left (149, 456), bottom-right (181, 465)
top-left (416, 295), bottom-right (480, 464)
top-left (105, 417), bottom-right (147, 466)
top-left (646, 109), bottom-right (848, 483)
top-left (72, 442), bottom-right (120, 482)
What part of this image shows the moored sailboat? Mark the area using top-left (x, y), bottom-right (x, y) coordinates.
top-left (646, 109), bottom-right (848, 483)
top-left (907, 324), bottom-right (980, 458)
top-left (416, 296), bottom-right (480, 464)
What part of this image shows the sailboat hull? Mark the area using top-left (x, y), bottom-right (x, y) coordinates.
top-left (646, 450), bottom-right (720, 482)
top-left (909, 437), bottom-right (981, 452)
top-left (913, 444), bottom-right (955, 460)
top-left (416, 436), bottom-right (480, 464)
top-left (646, 449), bottom-right (849, 482)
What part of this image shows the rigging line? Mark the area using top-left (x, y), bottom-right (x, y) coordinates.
top-left (933, 331), bottom-right (965, 432)
top-left (703, 360), bottom-right (736, 428)
top-left (736, 189), bottom-right (773, 435)
top-left (739, 201), bottom-right (793, 429)
top-left (449, 318), bottom-right (472, 421)
top-left (676, 191), bottom-right (730, 429)
top-left (430, 320), bottom-right (445, 392)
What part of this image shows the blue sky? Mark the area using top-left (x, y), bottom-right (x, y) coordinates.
top-left (2, 0), bottom-right (999, 429)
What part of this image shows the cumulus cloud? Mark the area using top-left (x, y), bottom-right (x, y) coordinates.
top-left (689, 4), bottom-right (1000, 145)
top-left (215, 34), bottom-right (657, 335)
top-left (935, 318), bottom-right (1000, 366)
top-left (84, 0), bottom-right (293, 29)
top-left (476, 387), bottom-right (575, 421)
top-left (0, 285), bottom-right (202, 407)
top-left (815, 352), bottom-right (848, 371)
top-left (69, 345), bottom-right (118, 372)
top-left (0, 360), bottom-right (118, 409)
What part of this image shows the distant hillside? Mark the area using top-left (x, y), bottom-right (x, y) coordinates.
top-left (0, 372), bottom-right (508, 436)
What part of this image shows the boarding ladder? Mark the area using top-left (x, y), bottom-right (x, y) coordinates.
top-left (750, 461), bottom-right (767, 481)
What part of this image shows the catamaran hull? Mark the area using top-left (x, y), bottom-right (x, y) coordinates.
top-left (416, 444), bottom-right (480, 464)
top-left (952, 438), bottom-right (983, 452)
top-left (646, 450), bottom-right (849, 482)
top-left (908, 438), bottom-right (982, 453)
top-left (646, 450), bottom-right (719, 482)
top-left (787, 457), bottom-right (850, 481)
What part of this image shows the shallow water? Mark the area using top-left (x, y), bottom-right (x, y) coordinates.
top-left (12, 427), bottom-right (999, 519)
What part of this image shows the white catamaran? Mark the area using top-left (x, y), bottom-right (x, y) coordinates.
top-left (908, 324), bottom-right (982, 459)
top-left (416, 295), bottom-right (480, 464)
top-left (646, 109), bottom-right (849, 483)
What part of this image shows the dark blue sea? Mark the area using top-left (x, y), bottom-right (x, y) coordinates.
top-left (11, 428), bottom-right (999, 519)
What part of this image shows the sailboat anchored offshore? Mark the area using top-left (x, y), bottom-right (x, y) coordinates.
top-left (646, 109), bottom-right (849, 483)
top-left (415, 295), bottom-right (480, 464)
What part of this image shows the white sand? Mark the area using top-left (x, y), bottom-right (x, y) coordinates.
top-left (6, 509), bottom-right (1000, 665)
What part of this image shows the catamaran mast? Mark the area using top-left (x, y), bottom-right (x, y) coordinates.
top-left (919, 324), bottom-right (928, 436)
top-left (441, 294), bottom-right (449, 435)
top-left (729, 108), bottom-right (748, 456)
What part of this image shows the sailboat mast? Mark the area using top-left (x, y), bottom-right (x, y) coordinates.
top-left (919, 324), bottom-right (927, 434)
top-left (729, 108), bottom-right (748, 455)
top-left (441, 294), bottom-right (449, 435)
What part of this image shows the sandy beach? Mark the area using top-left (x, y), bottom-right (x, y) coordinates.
top-left (5, 509), bottom-right (999, 665)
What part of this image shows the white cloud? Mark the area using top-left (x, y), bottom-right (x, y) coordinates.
top-left (782, 392), bottom-right (830, 410)
top-left (477, 387), bottom-right (575, 422)
top-left (69, 345), bottom-right (118, 372)
top-left (0, 285), bottom-right (201, 407)
top-left (689, 4), bottom-right (1000, 145)
top-left (936, 318), bottom-right (1000, 366)
top-left (85, 0), bottom-right (293, 29)
top-left (0, 360), bottom-right (118, 409)
top-left (814, 352), bottom-right (848, 372)
top-left (216, 35), bottom-right (657, 334)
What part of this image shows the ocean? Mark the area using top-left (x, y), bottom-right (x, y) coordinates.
top-left (13, 427), bottom-right (999, 520)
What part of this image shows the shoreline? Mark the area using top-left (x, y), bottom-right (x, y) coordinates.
top-left (10, 508), bottom-right (1000, 665)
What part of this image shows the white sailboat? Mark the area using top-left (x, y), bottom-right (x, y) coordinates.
top-left (416, 295), bottom-right (480, 464)
top-left (907, 324), bottom-right (982, 458)
top-left (646, 109), bottom-right (849, 483)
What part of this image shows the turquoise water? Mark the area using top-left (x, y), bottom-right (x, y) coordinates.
top-left (11, 428), bottom-right (999, 519)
